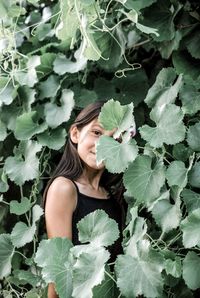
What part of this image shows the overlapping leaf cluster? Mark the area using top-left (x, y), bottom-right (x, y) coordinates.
top-left (1, 0), bottom-right (200, 297)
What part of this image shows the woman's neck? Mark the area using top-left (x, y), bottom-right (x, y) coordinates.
top-left (76, 167), bottom-right (104, 191)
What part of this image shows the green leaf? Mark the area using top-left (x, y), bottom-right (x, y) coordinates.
top-left (95, 30), bottom-right (124, 69)
top-left (72, 248), bottom-right (110, 298)
top-left (181, 208), bottom-right (200, 248)
top-left (181, 189), bottom-right (200, 213)
top-left (125, 0), bottom-right (157, 11)
top-left (189, 161), bottom-right (200, 188)
top-left (185, 29), bottom-right (200, 59)
top-left (136, 23), bottom-right (159, 37)
top-left (165, 257), bottom-right (182, 278)
top-left (144, 68), bottom-right (182, 109)
top-left (139, 104), bottom-right (186, 148)
top-left (183, 251), bottom-right (200, 290)
top-left (14, 111), bottom-right (47, 140)
top-left (35, 237), bottom-right (73, 298)
top-left (99, 99), bottom-right (127, 130)
top-left (72, 87), bottom-right (98, 108)
top-left (36, 53), bottom-right (56, 79)
top-left (187, 122), bottom-right (200, 152)
top-left (44, 89), bottom-right (75, 128)
top-left (10, 197), bottom-right (32, 215)
top-left (172, 143), bottom-right (192, 162)
top-left (172, 51), bottom-right (200, 80)
top-left (158, 30), bottom-right (183, 59)
top-left (166, 161), bottom-right (188, 188)
top-left (11, 205), bottom-right (43, 248)
top-left (56, 0), bottom-right (79, 41)
top-left (122, 207), bottom-right (148, 257)
top-left (112, 69), bottom-right (149, 107)
top-left (17, 86), bottom-right (36, 111)
top-left (0, 77), bottom-right (17, 106)
top-left (37, 127), bottom-right (67, 150)
top-left (96, 136), bottom-right (138, 173)
top-left (180, 83), bottom-right (200, 115)
top-left (77, 210), bottom-right (119, 247)
top-left (14, 269), bottom-right (40, 287)
top-left (142, 0), bottom-right (181, 42)
top-left (0, 234), bottom-right (15, 279)
top-left (99, 99), bottom-right (135, 138)
top-left (115, 250), bottom-right (164, 298)
top-left (14, 56), bottom-right (40, 88)
top-left (0, 169), bottom-right (9, 193)
top-left (53, 44), bottom-right (87, 74)
top-left (0, 119), bottom-right (7, 141)
top-left (39, 75), bottom-right (60, 99)
top-left (4, 140), bottom-right (42, 185)
top-left (123, 155), bottom-right (165, 204)
top-left (151, 198), bottom-right (181, 233)
top-left (92, 265), bottom-right (119, 298)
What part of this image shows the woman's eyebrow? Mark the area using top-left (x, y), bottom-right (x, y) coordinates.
top-left (92, 124), bottom-right (104, 130)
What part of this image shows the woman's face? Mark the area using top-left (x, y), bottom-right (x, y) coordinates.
top-left (70, 118), bottom-right (115, 170)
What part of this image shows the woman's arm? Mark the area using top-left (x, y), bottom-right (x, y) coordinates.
top-left (45, 177), bottom-right (77, 298)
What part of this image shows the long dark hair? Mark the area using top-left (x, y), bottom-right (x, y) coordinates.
top-left (43, 101), bottom-right (127, 227)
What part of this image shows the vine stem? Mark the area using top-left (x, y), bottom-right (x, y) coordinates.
top-left (104, 269), bottom-right (117, 284)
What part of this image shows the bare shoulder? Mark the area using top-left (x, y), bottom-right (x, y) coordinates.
top-left (46, 177), bottom-right (77, 211)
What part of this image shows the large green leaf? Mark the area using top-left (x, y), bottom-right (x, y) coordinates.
top-left (10, 197), bottom-right (32, 215)
top-left (180, 83), bottom-right (200, 115)
top-left (53, 43), bottom-right (87, 74)
top-left (0, 77), bottom-right (17, 106)
top-left (123, 155), bottom-right (165, 204)
top-left (181, 208), bottom-right (200, 248)
top-left (99, 99), bottom-right (135, 139)
top-left (125, 0), bottom-right (157, 11)
top-left (92, 265), bottom-right (119, 298)
top-left (11, 222), bottom-right (36, 248)
top-left (37, 127), bottom-right (67, 150)
top-left (151, 197), bottom-right (181, 233)
top-left (77, 210), bottom-right (119, 247)
top-left (172, 51), bottom-right (200, 79)
top-left (166, 161), bottom-right (188, 188)
top-left (38, 75), bottom-right (60, 99)
top-left (183, 251), bottom-right (200, 290)
top-left (115, 250), bottom-right (164, 298)
top-left (14, 56), bottom-right (40, 88)
top-left (0, 234), bottom-right (15, 279)
top-left (4, 140), bottom-right (42, 185)
top-left (181, 189), bottom-right (200, 213)
top-left (139, 104), bottom-right (186, 148)
top-left (185, 29), bottom-right (200, 59)
top-left (35, 237), bottom-right (73, 298)
top-left (189, 162), bottom-right (200, 188)
top-left (122, 207), bottom-right (148, 257)
top-left (165, 257), bottom-right (182, 278)
top-left (14, 111), bottom-right (47, 140)
top-left (187, 122), bottom-right (200, 152)
top-left (44, 89), bottom-right (75, 128)
top-left (96, 136), bottom-right (138, 173)
top-left (0, 119), bottom-right (7, 141)
top-left (72, 248), bottom-right (110, 298)
top-left (11, 205), bottom-right (43, 248)
top-left (144, 68), bottom-right (182, 109)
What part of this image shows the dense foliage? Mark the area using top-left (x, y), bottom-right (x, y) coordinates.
top-left (1, 0), bottom-right (200, 297)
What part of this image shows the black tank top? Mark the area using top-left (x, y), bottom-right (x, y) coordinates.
top-left (71, 181), bottom-right (123, 262)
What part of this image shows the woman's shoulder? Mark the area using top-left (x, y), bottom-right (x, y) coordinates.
top-left (46, 176), bottom-right (77, 205)
top-left (49, 176), bottom-right (76, 194)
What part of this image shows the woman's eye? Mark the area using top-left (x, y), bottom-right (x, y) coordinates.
top-left (92, 130), bottom-right (102, 136)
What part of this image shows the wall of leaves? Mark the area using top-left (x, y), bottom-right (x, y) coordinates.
top-left (1, 0), bottom-right (200, 297)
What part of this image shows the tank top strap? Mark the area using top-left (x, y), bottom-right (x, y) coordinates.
top-left (70, 180), bottom-right (80, 194)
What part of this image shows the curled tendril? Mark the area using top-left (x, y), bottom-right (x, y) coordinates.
top-left (115, 63), bottom-right (141, 78)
